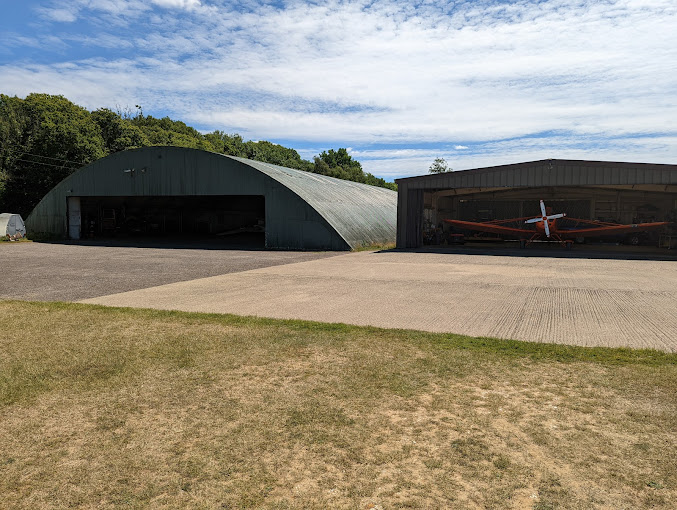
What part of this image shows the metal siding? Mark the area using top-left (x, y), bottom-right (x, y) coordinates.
top-left (406, 188), bottom-right (424, 248)
top-left (396, 159), bottom-right (677, 191)
top-left (619, 167), bottom-right (628, 185)
top-left (595, 166), bottom-right (604, 185)
top-left (563, 165), bottom-right (572, 186)
top-left (541, 163), bottom-right (555, 186)
top-left (396, 182), bottom-right (408, 248)
top-left (585, 166), bottom-right (595, 185)
top-left (628, 167), bottom-right (637, 184)
top-left (499, 170), bottom-right (507, 187)
top-left (637, 168), bottom-right (646, 185)
top-left (579, 166), bottom-right (588, 185)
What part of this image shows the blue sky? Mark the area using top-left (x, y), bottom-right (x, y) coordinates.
top-left (1, 0), bottom-right (676, 180)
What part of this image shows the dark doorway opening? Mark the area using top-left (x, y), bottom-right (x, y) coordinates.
top-left (77, 195), bottom-right (265, 248)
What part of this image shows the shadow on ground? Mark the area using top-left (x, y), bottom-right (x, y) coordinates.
top-left (387, 241), bottom-right (677, 261)
top-left (35, 232), bottom-right (272, 251)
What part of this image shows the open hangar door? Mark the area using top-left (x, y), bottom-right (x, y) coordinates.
top-left (72, 195), bottom-right (265, 246)
top-left (425, 186), bottom-right (677, 246)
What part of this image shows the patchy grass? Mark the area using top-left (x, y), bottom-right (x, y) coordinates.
top-left (1, 300), bottom-right (676, 509)
top-left (0, 236), bottom-right (31, 243)
top-left (352, 241), bottom-right (396, 252)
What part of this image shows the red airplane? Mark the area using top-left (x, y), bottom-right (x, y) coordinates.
top-left (444, 200), bottom-right (670, 248)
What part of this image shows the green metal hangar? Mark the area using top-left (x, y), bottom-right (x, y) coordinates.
top-left (26, 146), bottom-right (397, 250)
top-left (396, 159), bottom-right (677, 248)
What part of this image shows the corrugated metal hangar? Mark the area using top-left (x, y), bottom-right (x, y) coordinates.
top-left (396, 159), bottom-right (677, 248)
top-left (26, 146), bottom-right (397, 250)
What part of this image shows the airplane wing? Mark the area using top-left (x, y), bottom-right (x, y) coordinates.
top-left (557, 221), bottom-right (670, 238)
top-left (444, 219), bottom-right (533, 237)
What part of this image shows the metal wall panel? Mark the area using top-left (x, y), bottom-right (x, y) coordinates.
top-left (397, 159), bottom-right (677, 191)
top-left (396, 182), bottom-right (408, 248)
top-left (405, 188), bottom-right (424, 248)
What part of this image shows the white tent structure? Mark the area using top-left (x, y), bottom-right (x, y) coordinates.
top-left (0, 213), bottom-right (26, 239)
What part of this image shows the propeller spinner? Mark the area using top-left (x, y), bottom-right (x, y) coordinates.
top-left (525, 200), bottom-right (566, 238)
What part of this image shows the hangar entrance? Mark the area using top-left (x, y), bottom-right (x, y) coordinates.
top-left (71, 195), bottom-right (265, 247)
top-left (423, 186), bottom-right (677, 247)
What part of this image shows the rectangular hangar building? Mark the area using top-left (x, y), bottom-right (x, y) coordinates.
top-left (395, 159), bottom-right (677, 248)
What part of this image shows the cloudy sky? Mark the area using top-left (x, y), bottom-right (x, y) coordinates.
top-left (1, 0), bottom-right (676, 180)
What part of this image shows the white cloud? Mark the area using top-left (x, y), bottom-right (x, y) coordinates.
top-left (38, 7), bottom-right (78, 22)
top-left (151, 0), bottom-right (201, 10)
top-left (6, 0), bottom-right (677, 179)
top-left (357, 135), bottom-right (677, 180)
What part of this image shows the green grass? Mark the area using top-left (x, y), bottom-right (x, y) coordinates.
top-left (1, 300), bottom-right (676, 509)
top-left (0, 236), bottom-right (31, 243)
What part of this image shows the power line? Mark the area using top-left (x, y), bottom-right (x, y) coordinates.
top-left (2, 149), bottom-right (89, 166)
top-left (12, 158), bottom-right (80, 170)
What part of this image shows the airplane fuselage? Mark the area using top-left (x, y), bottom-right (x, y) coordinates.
top-left (534, 217), bottom-right (558, 237)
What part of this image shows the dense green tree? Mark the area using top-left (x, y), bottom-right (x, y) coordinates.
top-left (429, 157), bottom-right (451, 174)
top-left (131, 115), bottom-right (217, 151)
top-left (314, 148), bottom-right (362, 177)
top-left (0, 93), bottom-right (397, 217)
top-left (244, 140), bottom-right (309, 169)
top-left (0, 95), bottom-right (29, 205)
top-left (91, 108), bottom-right (148, 154)
top-left (203, 130), bottom-right (228, 154)
top-left (220, 133), bottom-right (249, 157)
top-left (364, 172), bottom-right (397, 191)
top-left (0, 94), bottom-right (106, 217)
top-left (312, 148), bottom-right (396, 190)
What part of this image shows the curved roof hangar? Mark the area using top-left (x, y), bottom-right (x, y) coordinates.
top-left (26, 147), bottom-right (397, 250)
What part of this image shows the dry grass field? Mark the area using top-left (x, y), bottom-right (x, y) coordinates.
top-left (1, 300), bottom-right (676, 509)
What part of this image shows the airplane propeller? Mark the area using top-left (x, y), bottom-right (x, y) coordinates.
top-left (525, 200), bottom-right (566, 238)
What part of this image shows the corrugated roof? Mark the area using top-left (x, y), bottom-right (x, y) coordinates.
top-left (231, 156), bottom-right (397, 248)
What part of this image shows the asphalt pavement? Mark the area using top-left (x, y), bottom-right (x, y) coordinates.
top-left (0, 241), bottom-right (337, 301)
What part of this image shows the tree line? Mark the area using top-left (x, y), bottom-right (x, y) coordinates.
top-left (0, 93), bottom-right (396, 218)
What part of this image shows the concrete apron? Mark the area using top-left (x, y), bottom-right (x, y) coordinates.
top-left (81, 251), bottom-right (677, 352)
